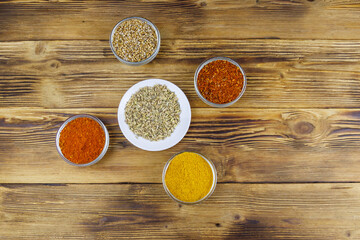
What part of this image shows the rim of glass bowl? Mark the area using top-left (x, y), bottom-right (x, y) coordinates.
top-left (162, 151), bottom-right (217, 205)
top-left (109, 16), bottom-right (161, 66)
top-left (55, 114), bottom-right (110, 167)
top-left (194, 56), bottom-right (247, 107)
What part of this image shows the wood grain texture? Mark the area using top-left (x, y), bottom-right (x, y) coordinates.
top-left (0, 183), bottom-right (359, 239)
top-left (1, 1), bottom-right (360, 238)
top-left (1, 0), bottom-right (360, 41)
top-left (2, 107), bottom-right (360, 183)
top-left (1, 39), bottom-right (360, 108)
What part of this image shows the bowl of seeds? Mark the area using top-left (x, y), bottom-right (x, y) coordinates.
top-left (118, 79), bottom-right (191, 151)
top-left (110, 17), bottom-right (161, 66)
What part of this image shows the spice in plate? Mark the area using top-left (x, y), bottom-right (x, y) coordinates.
top-left (197, 60), bottom-right (244, 104)
top-left (112, 18), bottom-right (157, 62)
top-left (165, 152), bottom-right (214, 203)
top-left (59, 117), bottom-right (105, 164)
top-left (125, 84), bottom-right (181, 141)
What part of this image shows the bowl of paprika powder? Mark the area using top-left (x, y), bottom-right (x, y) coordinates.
top-left (194, 57), bottom-right (247, 107)
top-left (56, 114), bottom-right (110, 167)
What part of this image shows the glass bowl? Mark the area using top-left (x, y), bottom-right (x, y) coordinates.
top-left (194, 56), bottom-right (247, 107)
top-left (162, 151), bottom-right (217, 204)
top-left (109, 16), bottom-right (161, 66)
top-left (55, 114), bottom-right (110, 167)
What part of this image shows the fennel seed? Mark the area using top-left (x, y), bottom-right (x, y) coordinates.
top-left (125, 84), bottom-right (181, 141)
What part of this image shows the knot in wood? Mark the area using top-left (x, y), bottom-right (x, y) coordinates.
top-left (35, 42), bottom-right (46, 55)
top-left (294, 121), bottom-right (315, 135)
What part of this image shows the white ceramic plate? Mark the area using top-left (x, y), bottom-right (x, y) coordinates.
top-left (118, 79), bottom-right (191, 151)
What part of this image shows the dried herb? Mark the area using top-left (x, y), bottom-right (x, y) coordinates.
top-left (112, 18), bottom-right (157, 62)
top-left (59, 117), bottom-right (105, 164)
top-left (197, 60), bottom-right (244, 104)
top-left (125, 84), bottom-right (181, 141)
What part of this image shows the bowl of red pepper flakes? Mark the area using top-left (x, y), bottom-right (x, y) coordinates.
top-left (194, 57), bottom-right (247, 107)
top-left (56, 114), bottom-right (110, 167)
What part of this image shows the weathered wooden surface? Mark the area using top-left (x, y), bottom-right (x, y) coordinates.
top-left (1, 0), bottom-right (360, 41)
top-left (2, 107), bottom-right (360, 183)
top-left (1, 183), bottom-right (359, 239)
top-left (1, 0), bottom-right (360, 239)
top-left (1, 39), bottom-right (360, 108)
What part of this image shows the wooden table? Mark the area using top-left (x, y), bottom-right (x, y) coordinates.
top-left (1, 1), bottom-right (360, 239)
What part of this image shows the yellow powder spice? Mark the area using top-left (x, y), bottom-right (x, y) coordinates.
top-left (165, 152), bottom-right (214, 203)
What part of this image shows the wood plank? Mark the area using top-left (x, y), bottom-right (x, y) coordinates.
top-left (0, 183), bottom-right (359, 239)
top-left (2, 107), bottom-right (360, 183)
top-left (1, 39), bottom-right (360, 108)
top-left (1, 0), bottom-right (360, 41)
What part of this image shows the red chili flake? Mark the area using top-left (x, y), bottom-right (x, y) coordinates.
top-left (197, 60), bottom-right (244, 104)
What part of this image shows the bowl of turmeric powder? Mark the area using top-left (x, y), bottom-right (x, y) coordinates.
top-left (194, 57), bottom-right (247, 107)
top-left (162, 151), bottom-right (217, 204)
top-left (56, 114), bottom-right (110, 167)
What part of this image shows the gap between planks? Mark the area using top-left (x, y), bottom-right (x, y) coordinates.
top-left (2, 38), bottom-right (360, 42)
top-left (2, 181), bottom-right (360, 186)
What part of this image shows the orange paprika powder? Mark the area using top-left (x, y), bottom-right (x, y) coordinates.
top-left (197, 60), bottom-right (244, 104)
top-left (59, 117), bottom-right (105, 164)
